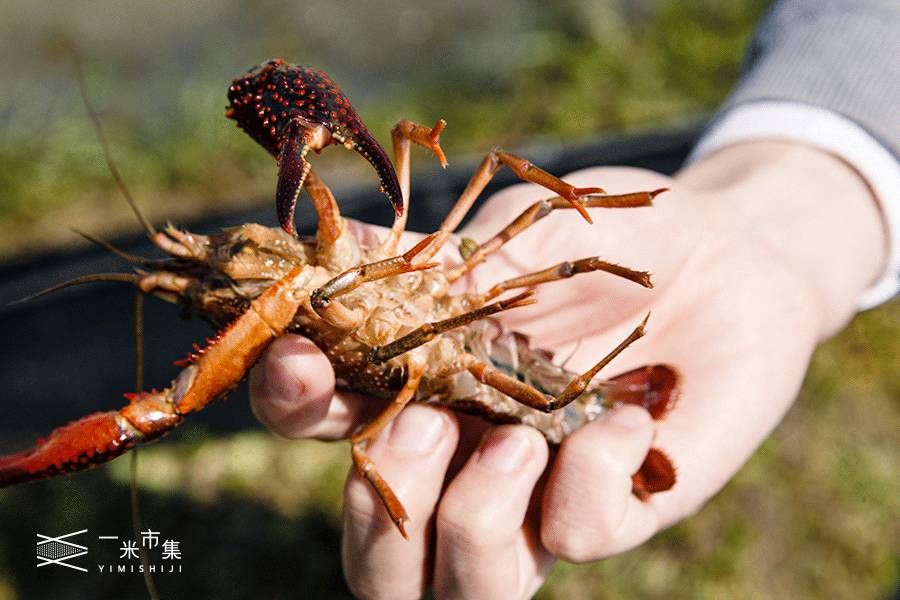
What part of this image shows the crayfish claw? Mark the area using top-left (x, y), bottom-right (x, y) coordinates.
top-left (228, 60), bottom-right (404, 230)
top-left (354, 128), bottom-right (404, 218)
top-left (276, 135), bottom-right (311, 235)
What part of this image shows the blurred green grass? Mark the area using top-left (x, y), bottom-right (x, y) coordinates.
top-left (0, 0), bottom-right (765, 257)
top-left (2, 1), bottom-right (898, 598)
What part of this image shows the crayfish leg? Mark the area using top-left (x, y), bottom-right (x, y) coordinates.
top-left (310, 233), bottom-right (440, 331)
top-left (380, 118), bottom-right (448, 254)
top-left (464, 315), bottom-right (648, 413)
top-left (494, 150), bottom-right (601, 223)
top-left (476, 256), bottom-right (652, 303)
top-left (303, 167), bottom-right (342, 247)
top-left (369, 290), bottom-right (536, 365)
top-left (350, 366), bottom-right (424, 538)
top-left (444, 189), bottom-right (665, 282)
top-left (416, 150), bottom-right (612, 264)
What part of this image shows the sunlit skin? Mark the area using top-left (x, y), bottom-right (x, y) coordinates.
top-left (250, 141), bottom-right (886, 599)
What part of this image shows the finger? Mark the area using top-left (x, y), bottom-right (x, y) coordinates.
top-left (249, 334), bottom-right (383, 440)
top-left (455, 168), bottom-right (698, 345)
top-left (341, 405), bottom-right (459, 600)
top-left (434, 425), bottom-right (554, 600)
top-left (540, 405), bottom-right (661, 561)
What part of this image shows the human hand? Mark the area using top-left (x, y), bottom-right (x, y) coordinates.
top-left (250, 141), bottom-right (885, 599)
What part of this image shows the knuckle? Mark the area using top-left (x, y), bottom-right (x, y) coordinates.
top-left (664, 488), bottom-right (708, 526)
top-left (541, 481), bottom-right (629, 562)
top-left (437, 495), bottom-right (502, 546)
top-left (564, 419), bottom-right (650, 478)
top-left (541, 524), bottom-right (600, 563)
top-left (343, 479), bottom-right (391, 527)
top-left (345, 578), bottom-right (420, 600)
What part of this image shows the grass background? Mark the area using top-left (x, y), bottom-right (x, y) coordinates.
top-left (0, 1), bottom-right (897, 598)
top-left (1, 0), bottom-right (762, 257)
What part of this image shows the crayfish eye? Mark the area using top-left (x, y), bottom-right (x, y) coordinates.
top-left (229, 240), bottom-right (250, 257)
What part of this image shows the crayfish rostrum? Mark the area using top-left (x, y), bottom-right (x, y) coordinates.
top-left (0, 59), bottom-right (678, 537)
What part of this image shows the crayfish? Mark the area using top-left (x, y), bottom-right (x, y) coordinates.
top-left (0, 59), bottom-right (678, 537)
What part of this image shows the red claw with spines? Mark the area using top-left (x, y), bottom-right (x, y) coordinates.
top-left (0, 266), bottom-right (311, 487)
top-left (0, 412), bottom-right (138, 487)
top-left (226, 59), bottom-right (403, 235)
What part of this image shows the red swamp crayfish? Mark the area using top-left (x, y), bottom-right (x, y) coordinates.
top-left (0, 59), bottom-right (678, 537)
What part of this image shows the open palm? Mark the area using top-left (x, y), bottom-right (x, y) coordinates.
top-left (250, 143), bottom-right (882, 599)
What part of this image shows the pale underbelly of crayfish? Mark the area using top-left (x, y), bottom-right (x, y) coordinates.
top-left (167, 221), bottom-right (678, 448)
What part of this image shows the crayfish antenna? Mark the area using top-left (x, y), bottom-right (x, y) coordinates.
top-left (8, 273), bottom-right (140, 306)
top-left (70, 228), bottom-right (158, 266)
top-left (70, 48), bottom-right (156, 237)
top-left (65, 45), bottom-right (161, 599)
top-left (129, 289), bottom-right (160, 600)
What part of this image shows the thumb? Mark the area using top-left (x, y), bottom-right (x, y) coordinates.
top-left (249, 334), bottom-right (379, 440)
top-left (540, 405), bottom-right (661, 561)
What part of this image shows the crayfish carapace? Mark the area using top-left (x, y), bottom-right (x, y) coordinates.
top-left (0, 60), bottom-right (678, 538)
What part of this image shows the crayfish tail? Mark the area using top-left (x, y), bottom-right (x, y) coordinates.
top-left (604, 364), bottom-right (679, 420)
top-left (632, 448), bottom-right (677, 499)
top-left (602, 365), bottom-right (679, 499)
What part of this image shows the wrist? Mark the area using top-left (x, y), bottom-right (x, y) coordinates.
top-left (676, 141), bottom-right (887, 338)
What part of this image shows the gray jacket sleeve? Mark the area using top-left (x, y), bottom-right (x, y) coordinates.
top-left (720, 0), bottom-right (900, 158)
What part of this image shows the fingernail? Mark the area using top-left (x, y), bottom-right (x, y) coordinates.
top-left (389, 405), bottom-right (448, 455)
top-left (477, 428), bottom-right (533, 473)
top-left (606, 406), bottom-right (651, 429)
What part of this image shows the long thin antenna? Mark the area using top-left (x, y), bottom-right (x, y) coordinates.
top-left (68, 44), bottom-right (158, 598)
top-left (70, 228), bottom-right (156, 265)
top-left (134, 291), bottom-right (145, 399)
top-left (8, 273), bottom-right (140, 305)
top-left (70, 49), bottom-right (157, 237)
top-left (130, 292), bottom-right (159, 600)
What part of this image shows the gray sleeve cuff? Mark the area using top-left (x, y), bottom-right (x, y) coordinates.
top-left (719, 0), bottom-right (900, 158)
top-left (688, 101), bottom-right (900, 309)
